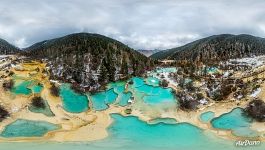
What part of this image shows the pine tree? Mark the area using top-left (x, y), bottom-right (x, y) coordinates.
top-left (98, 62), bottom-right (108, 83)
top-left (132, 56), bottom-right (139, 76)
top-left (105, 49), bottom-right (116, 82)
top-left (121, 54), bottom-right (128, 75)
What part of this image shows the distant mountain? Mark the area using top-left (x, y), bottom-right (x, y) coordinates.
top-left (150, 34), bottom-right (265, 63)
top-left (137, 50), bottom-right (162, 57)
top-left (25, 33), bottom-right (154, 91)
top-left (0, 38), bottom-right (20, 55)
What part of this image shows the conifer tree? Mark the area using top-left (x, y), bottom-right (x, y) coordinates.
top-left (121, 54), bottom-right (128, 74)
top-left (98, 61), bottom-right (108, 83)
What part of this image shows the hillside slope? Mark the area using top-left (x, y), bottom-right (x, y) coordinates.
top-left (0, 38), bottom-right (20, 55)
top-left (25, 33), bottom-right (154, 91)
top-left (151, 34), bottom-right (265, 63)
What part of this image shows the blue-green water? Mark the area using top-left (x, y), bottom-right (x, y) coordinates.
top-left (11, 79), bottom-right (44, 95)
top-left (185, 78), bottom-right (193, 84)
top-left (143, 87), bottom-right (175, 104)
top-left (155, 67), bottom-right (177, 73)
top-left (108, 81), bottom-right (126, 94)
top-left (136, 84), bottom-right (157, 95)
top-left (89, 77), bottom-right (176, 110)
top-left (200, 111), bottom-right (215, 123)
top-left (105, 89), bottom-right (118, 104)
top-left (90, 92), bottom-right (108, 111)
top-left (1, 114), bottom-right (264, 150)
top-left (118, 92), bottom-right (132, 106)
top-left (0, 119), bottom-right (59, 138)
top-left (211, 108), bottom-right (259, 137)
top-left (31, 84), bottom-right (44, 93)
top-left (90, 81), bottom-right (132, 109)
top-left (124, 77), bottom-right (177, 111)
top-left (131, 77), bottom-right (145, 88)
top-left (11, 80), bottom-right (32, 95)
top-left (132, 81), bottom-right (176, 105)
top-left (103, 114), bottom-right (231, 149)
top-left (90, 89), bottom-right (118, 111)
top-left (207, 67), bottom-right (218, 74)
top-left (148, 118), bottom-right (178, 124)
top-left (59, 84), bottom-right (89, 113)
top-left (145, 77), bottom-right (160, 87)
top-left (28, 99), bottom-right (55, 117)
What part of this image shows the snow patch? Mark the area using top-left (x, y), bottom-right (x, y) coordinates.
top-left (250, 88), bottom-right (261, 97)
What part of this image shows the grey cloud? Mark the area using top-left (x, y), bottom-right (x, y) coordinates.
top-left (0, 0), bottom-right (265, 49)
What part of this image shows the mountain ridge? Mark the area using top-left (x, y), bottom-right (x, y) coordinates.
top-left (0, 38), bottom-right (20, 55)
top-left (24, 32), bottom-right (154, 91)
top-left (150, 34), bottom-right (265, 63)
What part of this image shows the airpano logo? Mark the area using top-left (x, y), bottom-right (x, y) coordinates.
top-left (235, 140), bottom-right (261, 147)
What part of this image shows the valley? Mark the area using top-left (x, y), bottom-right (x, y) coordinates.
top-left (0, 33), bottom-right (265, 149)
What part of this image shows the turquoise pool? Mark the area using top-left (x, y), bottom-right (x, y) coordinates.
top-left (184, 78), bottom-right (192, 84)
top-left (148, 118), bottom-right (178, 124)
top-left (145, 77), bottom-right (160, 87)
top-left (11, 80), bottom-right (33, 95)
top-left (28, 99), bottom-right (55, 117)
top-left (11, 79), bottom-right (44, 95)
top-left (211, 108), bottom-right (259, 137)
top-left (59, 84), bottom-right (89, 113)
top-left (105, 89), bottom-right (119, 104)
top-left (31, 84), bottom-right (44, 93)
top-left (108, 81), bottom-right (126, 94)
top-left (132, 81), bottom-right (176, 105)
top-left (207, 67), bottom-right (218, 74)
top-left (155, 67), bottom-right (177, 73)
top-left (143, 87), bottom-right (175, 105)
top-left (118, 92), bottom-right (132, 106)
top-left (90, 81), bottom-right (133, 109)
top-left (90, 88), bottom-right (118, 111)
top-left (125, 77), bottom-right (178, 111)
top-left (102, 114), bottom-right (233, 149)
top-left (200, 111), bottom-right (215, 123)
top-left (89, 77), bottom-right (177, 109)
top-left (131, 77), bottom-right (145, 88)
top-left (0, 119), bottom-right (59, 138)
top-left (1, 114), bottom-right (264, 150)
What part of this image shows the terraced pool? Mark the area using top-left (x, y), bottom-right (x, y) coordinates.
top-left (28, 99), bottom-right (55, 117)
top-left (11, 79), bottom-right (44, 95)
top-left (11, 80), bottom-right (33, 95)
top-left (59, 84), bottom-right (89, 113)
top-left (1, 114), bottom-right (265, 150)
top-left (211, 108), bottom-right (259, 137)
top-left (90, 89), bottom-right (118, 111)
top-left (200, 111), bottom-right (215, 123)
top-left (0, 119), bottom-right (59, 138)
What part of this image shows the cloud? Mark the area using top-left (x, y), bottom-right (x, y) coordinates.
top-left (0, 0), bottom-right (265, 49)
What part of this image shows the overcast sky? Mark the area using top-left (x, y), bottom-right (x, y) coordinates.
top-left (0, 0), bottom-right (265, 50)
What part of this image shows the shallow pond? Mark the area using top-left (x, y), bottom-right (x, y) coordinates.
top-left (59, 84), bottom-right (89, 113)
top-left (131, 77), bottom-right (145, 88)
top-left (211, 108), bottom-right (259, 137)
top-left (0, 119), bottom-right (59, 138)
top-left (148, 118), bottom-right (178, 124)
top-left (11, 80), bottom-right (33, 95)
top-left (30, 84), bottom-right (44, 93)
top-left (206, 67), bottom-right (218, 74)
top-left (155, 67), bottom-right (177, 73)
top-left (90, 89), bottom-right (118, 111)
top-left (117, 92), bottom-right (132, 107)
top-left (200, 111), bottom-right (215, 123)
top-left (1, 114), bottom-right (264, 150)
top-left (145, 77), bottom-right (160, 87)
top-left (28, 99), bottom-right (55, 117)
